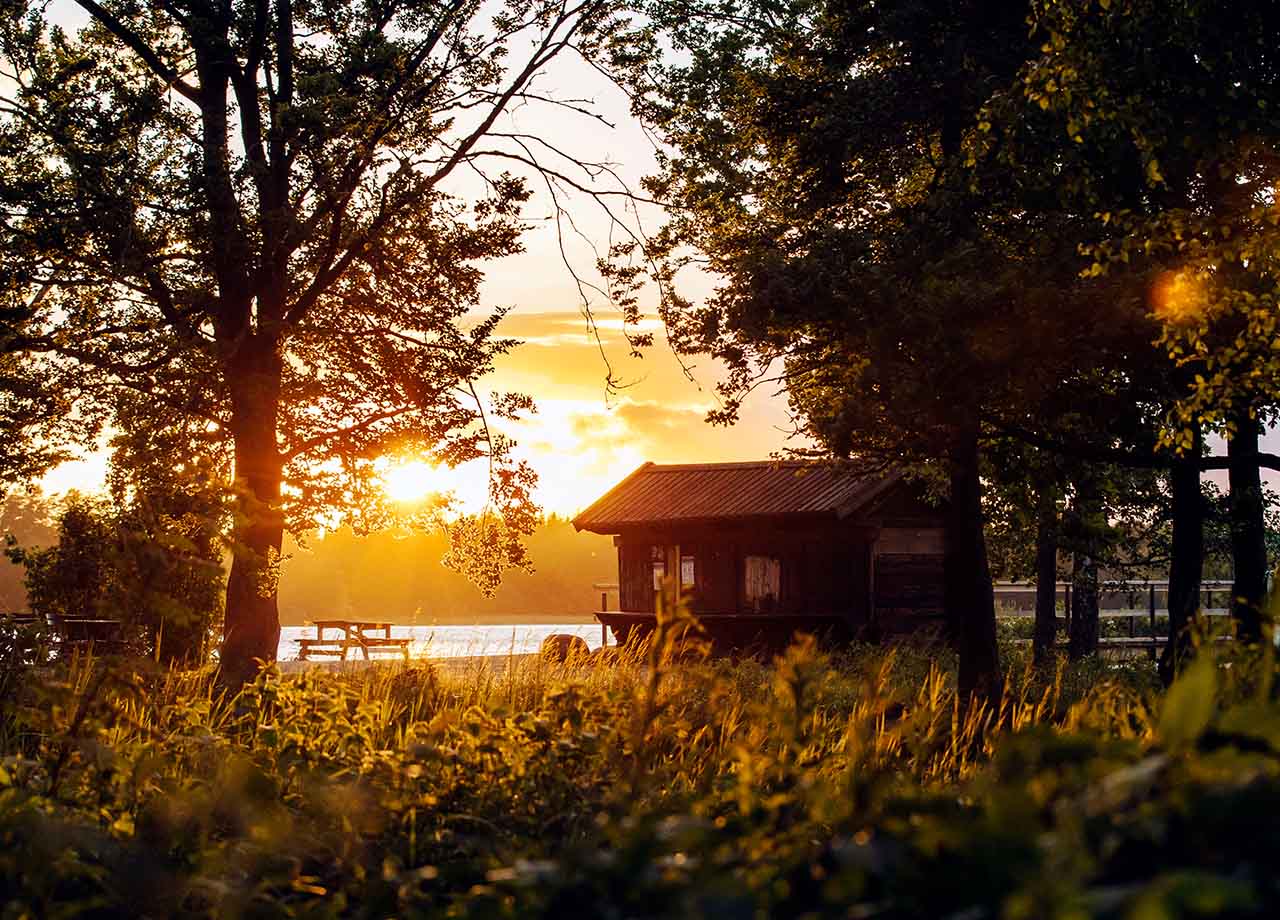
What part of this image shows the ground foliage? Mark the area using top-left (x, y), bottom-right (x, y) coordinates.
top-left (4, 613), bottom-right (1280, 917)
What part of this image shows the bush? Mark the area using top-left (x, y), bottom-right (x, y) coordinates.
top-left (2, 633), bottom-right (1279, 917)
top-left (5, 492), bottom-right (223, 664)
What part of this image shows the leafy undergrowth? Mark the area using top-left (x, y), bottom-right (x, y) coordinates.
top-left (2, 626), bottom-right (1279, 919)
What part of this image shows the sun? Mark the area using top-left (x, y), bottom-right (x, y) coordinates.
top-left (382, 460), bottom-right (446, 504)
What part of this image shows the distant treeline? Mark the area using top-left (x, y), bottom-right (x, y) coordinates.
top-left (278, 515), bottom-right (615, 624)
top-left (2, 493), bottom-right (614, 624)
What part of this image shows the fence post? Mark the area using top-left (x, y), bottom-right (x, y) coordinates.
top-left (1064, 583), bottom-right (1072, 642)
top-left (1149, 584), bottom-right (1157, 660)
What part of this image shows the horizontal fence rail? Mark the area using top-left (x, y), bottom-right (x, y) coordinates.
top-left (992, 579), bottom-right (1269, 657)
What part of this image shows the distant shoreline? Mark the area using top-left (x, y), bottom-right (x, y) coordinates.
top-left (280, 612), bottom-right (600, 627)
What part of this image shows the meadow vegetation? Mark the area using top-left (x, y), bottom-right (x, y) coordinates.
top-left (4, 608), bottom-right (1280, 919)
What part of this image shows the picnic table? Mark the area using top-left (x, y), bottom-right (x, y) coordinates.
top-left (296, 619), bottom-right (412, 662)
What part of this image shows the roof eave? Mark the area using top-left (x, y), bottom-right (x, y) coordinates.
top-left (571, 461), bottom-right (655, 532)
top-left (572, 509), bottom-right (845, 535)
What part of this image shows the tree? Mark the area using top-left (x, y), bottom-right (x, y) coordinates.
top-left (5, 494), bottom-right (111, 627)
top-left (1, 0), bottom-right (631, 684)
top-left (616, 0), bottom-right (1169, 697)
top-left (982, 442), bottom-right (1065, 665)
top-left (5, 484), bottom-right (224, 662)
top-left (1013, 0), bottom-right (1280, 646)
top-left (105, 390), bottom-right (230, 663)
top-left (0, 489), bottom-right (55, 611)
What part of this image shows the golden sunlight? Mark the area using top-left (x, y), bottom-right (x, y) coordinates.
top-left (1150, 269), bottom-right (1208, 324)
top-left (379, 457), bottom-right (494, 513)
top-left (382, 460), bottom-right (448, 504)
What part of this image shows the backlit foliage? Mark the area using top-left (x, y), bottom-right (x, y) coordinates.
top-left (6, 621), bottom-right (1280, 916)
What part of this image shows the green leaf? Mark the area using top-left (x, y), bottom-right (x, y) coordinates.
top-left (1159, 657), bottom-right (1216, 748)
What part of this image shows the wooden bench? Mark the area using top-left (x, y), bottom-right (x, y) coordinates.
top-left (296, 637), bottom-right (412, 661)
top-left (297, 620), bottom-right (412, 662)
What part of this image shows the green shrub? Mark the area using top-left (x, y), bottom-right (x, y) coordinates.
top-left (1, 631), bottom-right (1278, 917)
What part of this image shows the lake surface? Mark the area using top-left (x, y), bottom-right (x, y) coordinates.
top-left (278, 623), bottom-right (605, 661)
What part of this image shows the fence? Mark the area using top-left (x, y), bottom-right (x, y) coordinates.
top-left (993, 579), bottom-right (1240, 656)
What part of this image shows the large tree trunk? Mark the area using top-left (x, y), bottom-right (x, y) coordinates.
top-left (219, 339), bottom-right (285, 688)
top-left (1033, 488), bottom-right (1059, 667)
top-left (1160, 424), bottom-right (1203, 685)
top-left (944, 428), bottom-right (1001, 702)
top-left (1228, 414), bottom-right (1268, 643)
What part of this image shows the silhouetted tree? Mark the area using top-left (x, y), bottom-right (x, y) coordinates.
top-left (1004, 0), bottom-right (1280, 650)
top-left (615, 0), bottom-right (1163, 697)
top-left (1, 0), bottom-right (632, 683)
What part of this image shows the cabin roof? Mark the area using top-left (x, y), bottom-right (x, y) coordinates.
top-left (572, 461), bottom-right (900, 533)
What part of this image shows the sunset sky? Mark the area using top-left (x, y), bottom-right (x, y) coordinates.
top-left (41, 308), bottom-right (799, 517)
top-left (373, 309), bottom-right (800, 516)
top-left (30, 4), bottom-right (1274, 515)
top-left (34, 16), bottom-right (798, 516)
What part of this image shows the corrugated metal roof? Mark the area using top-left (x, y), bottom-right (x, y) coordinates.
top-left (572, 461), bottom-right (899, 533)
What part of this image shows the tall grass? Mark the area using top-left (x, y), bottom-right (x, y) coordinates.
top-left (2, 611), bottom-right (1279, 917)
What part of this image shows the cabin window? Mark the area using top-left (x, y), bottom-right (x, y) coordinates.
top-left (743, 555), bottom-right (780, 611)
top-left (680, 554), bottom-right (696, 588)
top-left (650, 545), bottom-right (666, 591)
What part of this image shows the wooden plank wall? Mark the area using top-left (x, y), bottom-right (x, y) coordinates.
top-left (617, 530), bottom-right (873, 624)
top-left (874, 527), bottom-right (946, 634)
top-left (618, 543), bottom-right (653, 613)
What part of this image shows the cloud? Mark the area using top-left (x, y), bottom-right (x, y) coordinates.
top-left (484, 310), bottom-right (658, 344)
top-left (478, 310), bottom-right (725, 408)
top-left (613, 400), bottom-right (706, 433)
top-left (562, 399), bottom-right (733, 468)
top-left (466, 312), bottom-right (804, 511)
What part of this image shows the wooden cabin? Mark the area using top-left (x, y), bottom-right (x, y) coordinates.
top-left (572, 461), bottom-right (949, 650)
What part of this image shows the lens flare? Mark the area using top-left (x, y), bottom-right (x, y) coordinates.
top-left (1150, 269), bottom-right (1208, 324)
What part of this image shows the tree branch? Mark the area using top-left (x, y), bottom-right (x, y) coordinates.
top-left (992, 421), bottom-right (1280, 472)
top-left (283, 406), bottom-right (413, 461)
top-left (73, 0), bottom-right (200, 103)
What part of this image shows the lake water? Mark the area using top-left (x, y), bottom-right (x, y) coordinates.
top-left (278, 623), bottom-right (605, 661)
